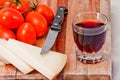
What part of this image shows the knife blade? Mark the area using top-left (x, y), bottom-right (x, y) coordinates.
top-left (40, 6), bottom-right (68, 54)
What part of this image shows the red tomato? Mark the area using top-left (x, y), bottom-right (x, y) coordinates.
top-left (0, 8), bottom-right (24, 29)
top-left (0, 27), bottom-right (16, 40)
top-left (16, 22), bottom-right (36, 44)
top-left (36, 4), bottom-right (54, 25)
top-left (0, 24), bottom-right (3, 29)
top-left (0, 0), bottom-right (12, 7)
top-left (11, 4), bottom-right (26, 12)
top-left (11, 0), bottom-right (30, 12)
top-left (25, 11), bottom-right (48, 37)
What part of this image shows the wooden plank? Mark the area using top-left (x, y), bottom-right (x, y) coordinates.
top-left (63, 0), bottom-right (111, 80)
top-left (0, 64), bottom-right (16, 79)
top-left (15, 70), bottom-right (48, 80)
top-left (0, 0), bottom-right (111, 80)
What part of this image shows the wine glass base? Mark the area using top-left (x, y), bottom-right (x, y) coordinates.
top-left (76, 54), bottom-right (103, 64)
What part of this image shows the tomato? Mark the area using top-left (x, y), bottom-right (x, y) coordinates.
top-left (10, 0), bottom-right (30, 12)
top-left (0, 27), bottom-right (16, 40)
top-left (36, 4), bottom-right (54, 25)
top-left (16, 22), bottom-right (36, 44)
top-left (25, 11), bottom-right (48, 37)
top-left (0, 8), bottom-right (24, 29)
top-left (0, 0), bottom-right (12, 7)
top-left (0, 24), bottom-right (3, 29)
top-left (11, 4), bottom-right (26, 12)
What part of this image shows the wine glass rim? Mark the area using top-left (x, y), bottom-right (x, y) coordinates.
top-left (72, 12), bottom-right (108, 31)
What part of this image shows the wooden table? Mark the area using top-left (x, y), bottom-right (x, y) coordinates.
top-left (0, 0), bottom-right (111, 80)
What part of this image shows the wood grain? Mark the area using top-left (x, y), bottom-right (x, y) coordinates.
top-left (63, 0), bottom-right (111, 80)
top-left (0, 0), bottom-right (111, 80)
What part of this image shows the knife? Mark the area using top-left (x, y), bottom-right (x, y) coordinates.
top-left (40, 6), bottom-right (68, 54)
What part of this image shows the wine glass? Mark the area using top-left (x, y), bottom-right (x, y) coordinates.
top-left (72, 12), bottom-right (108, 64)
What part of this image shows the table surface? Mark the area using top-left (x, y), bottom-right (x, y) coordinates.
top-left (0, 0), bottom-right (116, 80)
top-left (111, 0), bottom-right (120, 80)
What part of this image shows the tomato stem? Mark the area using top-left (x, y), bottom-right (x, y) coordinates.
top-left (15, 0), bottom-right (24, 6)
top-left (22, 0), bottom-right (39, 13)
top-left (21, 7), bottom-right (32, 14)
top-left (21, 0), bottom-right (39, 17)
top-left (8, 0), bottom-right (22, 7)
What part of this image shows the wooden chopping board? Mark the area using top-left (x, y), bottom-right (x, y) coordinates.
top-left (0, 0), bottom-right (111, 80)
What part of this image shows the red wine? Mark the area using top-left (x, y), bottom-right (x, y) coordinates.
top-left (73, 20), bottom-right (106, 53)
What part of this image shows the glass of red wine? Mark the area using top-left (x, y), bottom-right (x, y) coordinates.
top-left (72, 12), bottom-right (108, 64)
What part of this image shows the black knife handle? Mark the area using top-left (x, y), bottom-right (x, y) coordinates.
top-left (51, 6), bottom-right (68, 31)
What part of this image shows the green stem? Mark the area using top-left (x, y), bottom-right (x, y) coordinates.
top-left (21, 7), bottom-right (32, 14)
top-left (21, 0), bottom-right (39, 16)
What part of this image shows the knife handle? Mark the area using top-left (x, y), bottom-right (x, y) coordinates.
top-left (51, 6), bottom-right (68, 31)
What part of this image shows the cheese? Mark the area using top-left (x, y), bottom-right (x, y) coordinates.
top-left (6, 39), bottom-right (67, 80)
top-left (0, 39), bottom-right (10, 64)
top-left (0, 39), bottom-right (34, 74)
top-left (0, 54), bottom-right (9, 64)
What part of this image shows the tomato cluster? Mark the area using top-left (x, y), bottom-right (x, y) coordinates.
top-left (0, 0), bottom-right (54, 44)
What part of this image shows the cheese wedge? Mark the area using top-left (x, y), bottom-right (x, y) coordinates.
top-left (6, 39), bottom-right (67, 80)
top-left (0, 54), bottom-right (9, 64)
top-left (0, 39), bottom-right (34, 74)
top-left (0, 40), bottom-right (9, 64)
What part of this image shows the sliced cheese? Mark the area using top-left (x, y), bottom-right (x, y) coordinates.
top-left (0, 39), bottom-right (34, 74)
top-left (0, 40), bottom-right (9, 64)
top-left (7, 39), bottom-right (67, 80)
top-left (0, 54), bottom-right (9, 64)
